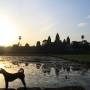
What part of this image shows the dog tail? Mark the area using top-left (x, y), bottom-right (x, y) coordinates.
top-left (18, 68), bottom-right (24, 73)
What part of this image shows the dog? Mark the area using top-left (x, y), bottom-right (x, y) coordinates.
top-left (0, 68), bottom-right (26, 89)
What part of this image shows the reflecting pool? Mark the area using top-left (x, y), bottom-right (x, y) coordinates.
top-left (0, 56), bottom-right (89, 90)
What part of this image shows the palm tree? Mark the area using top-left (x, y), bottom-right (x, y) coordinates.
top-left (18, 36), bottom-right (22, 46)
top-left (81, 35), bottom-right (84, 41)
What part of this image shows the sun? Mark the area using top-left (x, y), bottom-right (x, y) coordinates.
top-left (0, 16), bottom-right (18, 46)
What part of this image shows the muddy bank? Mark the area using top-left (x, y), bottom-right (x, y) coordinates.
top-left (0, 86), bottom-right (85, 90)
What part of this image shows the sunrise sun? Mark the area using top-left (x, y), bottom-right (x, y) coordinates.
top-left (0, 16), bottom-right (18, 46)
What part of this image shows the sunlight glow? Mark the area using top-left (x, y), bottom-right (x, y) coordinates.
top-left (0, 16), bottom-right (18, 46)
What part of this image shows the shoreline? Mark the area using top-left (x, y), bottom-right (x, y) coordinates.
top-left (0, 86), bottom-right (85, 90)
top-left (0, 54), bottom-right (90, 66)
top-left (51, 54), bottom-right (90, 67)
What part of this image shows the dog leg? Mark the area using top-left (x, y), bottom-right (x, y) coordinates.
top-left (21, 78), bottom-right (26, 88)
top-left (5, 81), bottom-right (8, 90)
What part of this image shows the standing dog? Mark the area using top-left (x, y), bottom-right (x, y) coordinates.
top-left (0, 68), bottom-right (26, 89)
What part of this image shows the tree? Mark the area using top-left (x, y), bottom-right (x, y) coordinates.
top-left (36, 41), bottom-right (41, 47)
top-left (25, 43), bottom-right (30, 47)
top-left (81, 35), bottom-right (84, 41)
top-left (18, 36), bottom-right (22, 46)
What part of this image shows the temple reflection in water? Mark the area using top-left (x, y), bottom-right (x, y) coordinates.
top-left (36, 62), bottom-right (89, 77)
top-left (0, 56), bottom-right (89, 89)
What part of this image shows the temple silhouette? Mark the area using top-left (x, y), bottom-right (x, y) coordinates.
top-left (0, 33), bottom-right (90, 55)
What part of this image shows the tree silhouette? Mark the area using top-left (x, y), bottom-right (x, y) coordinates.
top-left (18, 36), bottom-right (22, 46)
top-left (25, 43), bottom-right (30, 47)
top-left (36, 41), bottom-right (41, 47)
top-left (81, 35), bottom-right (84, 41)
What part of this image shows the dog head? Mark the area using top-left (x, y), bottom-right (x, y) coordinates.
top-left (0, 68), bottom-right (5, 73)
top-left (18, 68), bottom-right (24, 73)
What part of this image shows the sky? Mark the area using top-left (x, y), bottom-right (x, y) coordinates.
top-left (0, 0), bottom-right (90, 46)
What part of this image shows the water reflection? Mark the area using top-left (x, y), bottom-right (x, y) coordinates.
top-left (42, 64), bottom-right (51, 75)
top-left (36, 64), bottom-right (41, 69)
top-left (0, 56), bottom-right (89, 88)
top-left (0, 58), bottom-right (89, 77)
top-left (36, 62), bottom-right (89, 78)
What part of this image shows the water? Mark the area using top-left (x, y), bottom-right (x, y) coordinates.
top-left (0, 56), bottom-right (90, 90)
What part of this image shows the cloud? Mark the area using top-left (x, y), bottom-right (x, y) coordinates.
top-left (77, 22), bottom-right (88, 27)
